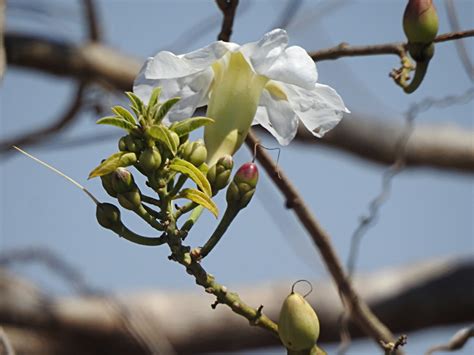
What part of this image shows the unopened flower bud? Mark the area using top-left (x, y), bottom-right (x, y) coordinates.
top-left (138, 146), bottom-right (162, 173)
top-left (100, 173), bottom-right (117, 197)
top-left (111, 168), bottom-right (135, 193)
top-left (207, 155), bottom-right (234, 194)
top-left (278, 291), bottom-right (320, 351)
top-left (117, 189), bottom-right (141, 210)
top-left (124, 135), bottom-right (145, 153)
top-left (96, 203), bottom-right (121, 229)
top-left (118, 136), bottom-right (128, 151)
top-left (226, 162), bottom-right (258, 209)
top-left (403, 0), bottom-right (438, 44)
top-left (181, 140), bottom-right (208, 167)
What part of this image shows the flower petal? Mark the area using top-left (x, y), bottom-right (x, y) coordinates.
top-left (285, 83), bottom-right (349, 137)
top-left (144, 41), bottom-right (238, 80)
top-left (134, 61), bottom-right (213, 122)
top-left (253, 86), bottom-right (298, 145)
top-left (240, 29), bottom-right (288, 74)
top-left (259, 46), bottom-right (318, 90)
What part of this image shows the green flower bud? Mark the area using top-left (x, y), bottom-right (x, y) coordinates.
top-left (226, 162), bottom-right (258, 209)
top-left (118, 136), bottom-right (128, 151)
top-left (407, 42), bottom-right (435, 62)
top-left (117, 189), bottom-right (141, 210)
top-left (403, 0), bottom-right (438, 44)
top-left (100, 173), bottom-right (117, 197)
top-left (124, 135), bottom-right (145, 153)
top-left (278, 292), bottom-right (320, 351)
top-left (111, 168), bottom-right (135, 193)
top-left (170, 131), bottom-right (180, 152)
top-left (138, 146), bottom-right (162, 173)
top-left (96, 203), bottom-right (121, 229)
top-left (181, 140), bottom-right (208, 167)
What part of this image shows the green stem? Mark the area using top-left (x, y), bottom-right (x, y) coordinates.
top-left (175, 201), bottom-right (198, 220)
top-left (134, 205), bottom-right (164, 231)
top-left (404, 60), bottom-right (429, 93)
top-left (181, 205), bottom-right (204, 232)
top-left (199, 206), bottom-right (238, 258)
top-left (169, 174), bottom-right (188, 197)
top-left (141, 194), bottom-right (161, 207)
top-left (142, 203), bottom-right (163, 220)
top-left (111, 223), bottom-right (166, 246)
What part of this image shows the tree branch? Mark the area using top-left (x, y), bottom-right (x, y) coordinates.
top-left (0, 257), bottom-right (471, 354)
top-left (215, 0), bottom-right (239, 42)
top-left (246, 131), bottom-right (396, 351)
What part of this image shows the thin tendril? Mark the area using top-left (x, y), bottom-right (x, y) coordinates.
top-left (253, 143), bottom-right (281, 178)
top-left (12, 145), bottom-right (100, 205)
top-left (291, 279), bottom-right (313, 298)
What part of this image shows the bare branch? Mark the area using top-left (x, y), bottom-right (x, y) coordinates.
top-left (310, 29), bottom-right (474, 61)
top-left (215, 0), bottom-right (239, 42)
top-left (425, 326), bottom-right (474, 355)
top-left (1, 257), bottom-right (472, 354)
top-left (0, 83), bottom-right (86, 153)
top-left (82, 0), bottom-right (101, 42)
top-left (246, 130), bottom-right (396, 351)
top-left (0, 0), bottom-right (5, 80)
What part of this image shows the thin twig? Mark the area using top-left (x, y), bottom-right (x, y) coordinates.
top-left (245, 130), bottom-right (396, 351)
top-left (310, 29), bottom-right (474, 61)
top-left (82, 0), bottom-right (101, 42)
top-left (445, 0), bottom-right (474, 81)
top-left (425, 326), bottom-right (474, 355)
top-left (215, 0), bottom-right (239, 42)
top-left (0, 0), bottom-right (6, 80)
top-left (0, 83), bottom-right (87, 153)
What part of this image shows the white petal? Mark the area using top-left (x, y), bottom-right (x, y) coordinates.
top-left (285, 83), bottom-right (349, 137)
top-left (253, 88), bottom-right (298, 145)
top-left (259, 46), bottom-right (318, 90)
top-left (133, 63), bottom-right (213, 122)
top-left (144, 41), bottom-right (237, 80)
top-left (240, 29), bottom-right (288, 74)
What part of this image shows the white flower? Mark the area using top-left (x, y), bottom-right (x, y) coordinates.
top-left (134, 29), bottom-right (349, 165)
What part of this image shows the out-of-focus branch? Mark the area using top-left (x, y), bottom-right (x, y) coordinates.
top-left (0, 83), bottom-right (86, 153)
top-left (82, 0), bottom-right (101, 42)
top-left (1, 257), bottom-right (472, 354)
top-left (246, 131), bottom-right (397, 352)
top-left (426, 326), bottom-right (474, 355)
top-left (0, 327), bottom-right (15, 355)
top-left (292, 114), bottom-right (474, 173)
top-left (215, 0), bottom-right (239, 42)
top-left (4, 33), bottom-right (474, 172)
top-left (310, 29), bottom-right (474, 61)
top-left (0, 0), bottom-right (5, 80)
top-left (445, 0), bottom-right (474, 81)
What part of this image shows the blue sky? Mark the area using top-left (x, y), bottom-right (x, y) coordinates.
top-left (1, 1), bottom-right (473, 354)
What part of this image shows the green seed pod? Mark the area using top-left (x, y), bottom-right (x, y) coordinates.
top-left (100, 173), bottom-right (117, 197)
top-left (117, 189), bottom-right (141, 210)
top-left (278, 291), bottom-right (320, 351)
top-left (96, 203), bottom-right (121, 229)
top-left (118, 136), bottom-right (128, 151)
top-left (138, 146), bottom-right (162, 173)
top-left (111, 168), bottom-right (135, 193)
top-left (226, 162), bottom-right (258, 209)
top-left (403, 0), bottom-right (438, 44)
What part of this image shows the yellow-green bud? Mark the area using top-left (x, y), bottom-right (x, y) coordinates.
top-left (124, 135), bottom-right (144, 153)
top-left (403, 0), bottom-right (438, 44)
top-left (278, 292), bottom-right (320, 351)
top-left (111, 168), bottom-right (135, 193)
top-left (226, 162), bottom-right (258, 209)
top-left (96, 203), bottom-right (121, 229)
top-left (118, 136), bottom-right (128, 151)
top-left (181, 140), bottom-right (208, 167)
top-left (117, 189), bottom-right (141, 210)
top-left (138, 146), bottom-right (162, 173)
top-left (208, 155), bottom-right (234, 194)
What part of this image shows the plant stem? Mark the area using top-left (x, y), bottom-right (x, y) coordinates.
top-left (200, 206), bottom-right (238, 258)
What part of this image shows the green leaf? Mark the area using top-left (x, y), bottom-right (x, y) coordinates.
top-left (148, 125), bottom-right (178, 155)
top-left (125, 91), bottom-right (144, 117)
top-left (175, 188), bottom-right (218, 218)
top-left (170, 116), bottom-right (215, 137)
top-left (169, 158), bottom-right (212, 196)
top-left (88, 152), bottom-right (137, 179)
top-left (96, 116), bottom-right (136, 131)
top-left (154, 97), bottom-right (180, 123)
top-left (147, 87), bottom-right (162, 109)
top-left (111, 106), bottom-right (136, 125)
